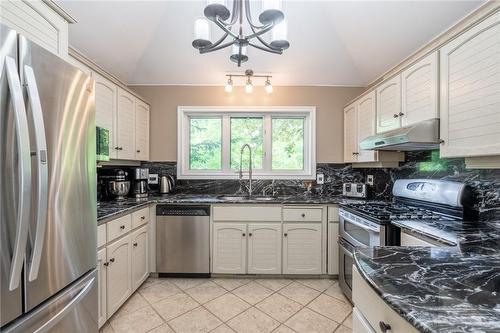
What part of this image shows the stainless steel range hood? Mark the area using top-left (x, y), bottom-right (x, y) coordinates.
top-left (359, 118), bottom-right (440, 151)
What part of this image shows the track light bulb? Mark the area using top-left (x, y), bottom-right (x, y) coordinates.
top-left (245, 77), bottom-right (253, 93)
top-left (265, 78), bottom-right (273, 94)
top-left (225, 77), bottom-right (233, 93)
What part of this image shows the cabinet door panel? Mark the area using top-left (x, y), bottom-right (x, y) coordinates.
top-left (94, 74), bottom-right (118, 159)
top-left (135, 100), bottom-right (150, 161)
top-left (106, 235), bottom-right (132, 317)
top-left (440, 11), bottom-right (500, 158)
top-left (97, 248), bottom-right (107, 328)
top-left (247, 224), bottom-right (281, 274)
top-left (212, 223), bottom-right (246, 274)
top-left (376, 76), bottom-right (401, 133)
top-left (283, 223), bottom-right (322, 274)
top-left (131, 226), bottom-right (149, 291)
top-left (327, 222), bottom-right (339, 275)
top-left (344, 103), bottom-right (358, 163)
top-left (116, 89), bottom-right (136, 160)
top-left (401, 52), bottom-right (438, 127)
top-left (356, 91), bottom-right (377, 162)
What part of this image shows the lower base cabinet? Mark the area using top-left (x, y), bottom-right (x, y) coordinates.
top-left (328, 221), bottom-right (340, 275)
top-left (212, 223), bottom-right (247, 274)
top-left (283, 223), bottom-right (322, 274)
top-left (97, 248), bottom-right (107, 328)
top-left (106, 235), bottom-right (132, 316)
top-left (247, 224), bottom-right (282, 274)
top-left (131, 225), bottom-right (149, 290)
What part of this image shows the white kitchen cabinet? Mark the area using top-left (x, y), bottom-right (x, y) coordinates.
top-left (131, 225), bottom-right (149, 291)
top-left (327, 221), bottom-right (339, 275)
top-left (94, 73), bottom-right (118, 159)
top-left (212, 223), bottom-right (247, 274)
top-left (97, 248), bottom-right (107, 329)
top-left (135, 100), bottom-right (150, 161)
top-left (116, 88), bottom-right (136, 160)
top-left (247, 224), bottom-right (282, 274)
top-left (344, 103), bottom-right (358, 163)
top-left (283, 223), bottom-right (322, 275)
top-left (0, 0), bottom-right (70, 57)
top-left (106, 235), bottom-right (132, 317)
top-left (401, 52), bottom-right (439, 127)
top-left (439, 10), bottom-right (500, 158)
top-left (356, 91), bottom-right (377, 162)
top-left (376, 75), bottom-right (401, 133)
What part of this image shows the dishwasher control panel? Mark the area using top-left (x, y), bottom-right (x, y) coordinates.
top-left (156, 205), bottom-right (210, 216)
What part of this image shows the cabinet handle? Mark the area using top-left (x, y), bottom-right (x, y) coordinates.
top-left (393, 114), bottom-right (399, 118)
top-left (114, 146), bottom-right (120, 150)
top-left (242, 233), bottom-right (246, 237)
top-left (352, 152), bottom-right (359, 155)
top-left (120, 225), bottom-right (125, 230)
top-left (301, 213), bottom-right (306, 218)
top-left (133, 242), bottom-right (138, 247)
top-left (136, 150), bottom-right (141, 153)
top-left (379, 321), bottom-right (392, 332)
top-left (398, 112), bottom-right (404, 116)
top-left (248, 233), bottom-right (252, 237)
top-left (284, 233), bottom-right (288, 237)
top-left (141, 216), bottom-right (145, 220)
top-left (103, 262), bottom-right (109, 267)
top-left (109, 258), bottom-right (115, 263)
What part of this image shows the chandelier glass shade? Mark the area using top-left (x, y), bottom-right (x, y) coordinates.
top-left (192, 0), bottom-right (290, 66)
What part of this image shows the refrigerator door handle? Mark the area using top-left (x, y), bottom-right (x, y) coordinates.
top-left (33, 276), bottom-right (95, 333)
top-left (5, 56), bottom-right (32, 291)
top-left (24, 65), bottom-right (48, 282)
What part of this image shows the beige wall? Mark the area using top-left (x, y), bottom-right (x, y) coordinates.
top-left (129, 85), bottom-right (364, 163)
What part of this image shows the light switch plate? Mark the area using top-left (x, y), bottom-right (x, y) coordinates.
top-left (149, 174), bottom-right (159, 184)
top-left (367, 175), bottom-right (374, 186)
top-left (316, 173), bottom-right (324, 184)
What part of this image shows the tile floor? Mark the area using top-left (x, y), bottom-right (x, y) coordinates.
top-left (100, 277), bottom-right (352, 333)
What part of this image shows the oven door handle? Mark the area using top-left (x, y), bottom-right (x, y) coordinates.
top-left (342, 216), bottom-right (379, 233)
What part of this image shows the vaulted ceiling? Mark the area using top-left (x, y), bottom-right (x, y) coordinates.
top-left (57, 0), bottom-right (485, 86)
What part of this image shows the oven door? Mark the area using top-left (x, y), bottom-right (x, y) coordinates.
top-left (338, 237), bottom-right (354, 303)
top-left (339, 212), bottom-right (381, 247)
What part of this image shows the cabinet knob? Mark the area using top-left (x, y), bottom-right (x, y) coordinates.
top-left (109, 258), bottom-right (115, 263)
top-left (398, 112), bottom-right (404, 116)
top-left (120, 225), bottom-right (125, 230)
top-left (393, 114), bottom-right (399, 118)
top-left (133, 242), bottom-right (138, 247)
top-left (136, 150), bottom-right (141, 153)
top-left (114, 146), bottom-right (120, 150)
top-left (103, 262), bottom-right (109, 267)
top-left (284, 233), bottom-right (288, 237)
top-left (301, 213), bottom-right (306, 218)
top-left (242, 233), bottom-right (246, 237)
top-left (379, 321), bottom-right (392, 332)
top-left (248, 233), bottom-right (252, 237)
top-left (141, 216), bottom-right (145, 220)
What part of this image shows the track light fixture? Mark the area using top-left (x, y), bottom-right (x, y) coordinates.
top-left (224, 69), bottom-right (273, 94)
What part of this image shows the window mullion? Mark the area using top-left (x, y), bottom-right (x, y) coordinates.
top-left (262, 115), bottom-right (272, 174)
top-left (221, 115), bottom-right (231, 175)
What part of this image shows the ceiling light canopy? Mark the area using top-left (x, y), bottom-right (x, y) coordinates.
top-left (224, 69), bottom-right (273, 94)
top-left (193, 0), bottom-right (290, 66)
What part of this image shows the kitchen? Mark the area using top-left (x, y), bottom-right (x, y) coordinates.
top-left (0, 1), bottom-right (499, 333)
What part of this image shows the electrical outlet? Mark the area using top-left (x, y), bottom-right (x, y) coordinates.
top-left (367, 175), bottom-right (374, 186)
top-left (316, 173), bottom-right (325, 185)
top-left (148, 174), bottom-right (159, 184)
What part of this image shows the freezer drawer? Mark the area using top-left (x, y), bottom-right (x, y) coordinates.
top-left (3, 270), bottom-right (97, 333)
top-left (156, 205), bottom-right (210, 274)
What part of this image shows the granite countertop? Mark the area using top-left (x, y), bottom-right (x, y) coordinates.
top-left (97, 193), bottom-right (350, 223)
top-left (354, 218), bottom-right (500, 333)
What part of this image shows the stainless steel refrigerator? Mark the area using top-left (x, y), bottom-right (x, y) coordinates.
top-left (1, 23), bottom-right (97, 332)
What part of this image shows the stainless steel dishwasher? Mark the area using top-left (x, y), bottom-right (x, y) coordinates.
top-left (156, 205), bottom-right (210, 276)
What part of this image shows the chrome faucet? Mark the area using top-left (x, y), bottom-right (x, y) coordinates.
top-left (239, 144), bottom-right (253, 197)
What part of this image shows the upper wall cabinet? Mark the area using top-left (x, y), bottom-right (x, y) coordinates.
top-left (356, 91), bottom-right (377, 162)
top-left (401, 52), bottom-right (439, 127)
top-left (116, 89), bottom-right (137, 160)
top-left (343, 103), bottom-right (358, 163)
top-left (135, 100), bottom-right (150, 161)
top-left (0, 0), bottom-right (70, 57)
top-left (439, 11), bottom-right (500, 158)
top-left (376, 76), bottom-right (401, 133)
top-left (95, 73), bottom-right (118, 159)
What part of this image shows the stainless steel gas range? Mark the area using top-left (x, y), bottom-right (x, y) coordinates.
top-left (338, 179), bottom-right (476, 302)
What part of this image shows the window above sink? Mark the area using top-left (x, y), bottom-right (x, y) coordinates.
top-left (177, 106), bottom-right (316, 180)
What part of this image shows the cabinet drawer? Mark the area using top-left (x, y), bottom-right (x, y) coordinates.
top-left (107, 214), bottom-right (132, 243)
top-left (97, 224), bottom-right (107, 248)
top-left (283, 208), bottom-right (322, 222)
top-left (132, 207), bottom-right (149, 229)
top-left (353, 266), bottom-right (419, 333)
top-left (327, 206), bottom-right (339, 222)
top-left (213, 205), bottom-right (281, 222)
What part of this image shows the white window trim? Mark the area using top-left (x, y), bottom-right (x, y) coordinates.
top-left (177, 106), bottom-right (316, 180)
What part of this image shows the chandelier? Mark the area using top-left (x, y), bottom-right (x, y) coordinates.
top-left (192, 0), bottom-right (290, 66)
